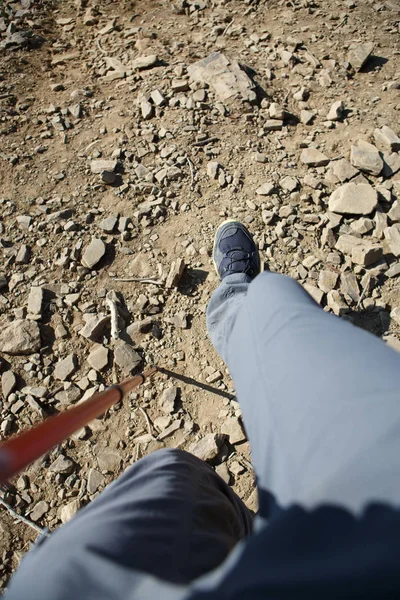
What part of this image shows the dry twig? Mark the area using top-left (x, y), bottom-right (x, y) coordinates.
top-left (0, 498), bottom-right (48, 536)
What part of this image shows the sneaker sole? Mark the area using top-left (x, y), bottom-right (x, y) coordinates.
top-left (212, 219), bottom-right (263, 278)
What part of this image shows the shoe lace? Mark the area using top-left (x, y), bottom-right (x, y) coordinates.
top-left (222, 247), bottom-right (256, 276)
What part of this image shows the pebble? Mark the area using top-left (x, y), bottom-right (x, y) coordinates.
top-left (60, 499), bottom-right (81, 524)
top-left (256, 182), bottom-right (275, 196)
top-left (188, 433), bottom-right (225, 462)
top-left (318, 270), bottom-right (339, 293)
top-left (300, 110), bottom-right (315, 125)
top-left (30, 501), bottom-right (49, 522)
top-left (331, 159), bottom-right (358, 183)
top-left (81, 238), bottom-right (106, 269)
top-left (90, 159), bottom-right (117, 174)
top-left (158, 418), bottom-right (183, 441)
top-left (390, 308), bottom-right (400, 326)
top-left (340, 273), bottom-right (360, 303)
top-left (159, 386), bottom-right (177, 414)
top-left (326, 100), bottom-right (344, 121)
top-left (97, 449), bottom-right (121, 472)
top-left (374, 126), bottom-right (400, 153)
top-left (351, 244), bottom-right (383, 267)
top-left (49, 454), bottom-right (75, 474)
top-left (0, 319), bottom-right (41, 355)
top-left (87, 345), bottom-right (109, 372)
top-left (54, 353), bottom-right (77, 381)
top-left (384, 224), bottom-right (400, 257)
top-left (79, 315), bottom-right (110, 341)
top-left (99, 216), bottom-right (118, 233)
top-left (327, 290), bottom-right (349, 316)
top-left (329, 183), bottom-right (378, 215)
top-left (215, 463), bottom-right (230, 485)
top-left (303, 283), bottom-right (324, 305)
top-left (113, 341), bottom-right (141, 374)
top-left (27, 286), bottom-right (43, 316)
top-left (15, 245), bottom-right (30, 264)
top-left (300, 148), bottom-right (330, 167)
top-left (101, 170), bottom-right (116, 185)
top-left (166, 258), bottom-right (186, 289)
top-left (131, 54), bottom-right (158, 70)
top-left (2, 371), bottom-right (17, 400)
top-left (350, 141), bottom-right (383, 176)
top-left (87, 468), bottom-right (105, 494)
top-left (221, 416), bottom-right (246, 445)
top-left (280, 176), bottom-right (299, 193)
top-left (347, 42), bottom-right (374, 71)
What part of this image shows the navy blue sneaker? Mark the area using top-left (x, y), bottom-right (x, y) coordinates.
top-left (213, 220), bottom-right (261, 281)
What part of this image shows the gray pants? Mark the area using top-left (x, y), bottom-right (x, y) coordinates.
top-left (7, 272), bottom-right (400, 599)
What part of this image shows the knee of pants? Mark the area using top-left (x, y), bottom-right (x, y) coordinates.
top-left (248, 271), bottom-right (314, 308)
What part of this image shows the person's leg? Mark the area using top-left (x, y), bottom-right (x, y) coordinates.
top-left (207, 223), bottom-right (400, 515)
top-left (7, 449), bottom-right (253, 598)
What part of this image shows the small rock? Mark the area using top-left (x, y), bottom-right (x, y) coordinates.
top-left (386, 262), bottom-right (400, 278)
top-left (256, 182), bottom-right (275, 196)
top-left (300, 148), bottom-right (330, 167)
top-left (99, 216), bottom-right (118, 233)
top-left (326, 100), bottom-right (344, 121)
top-left (2, 371), bottom-right (17, 400)
top-left (221, 416), bottom-right (246, 444)
top-left (329, 183), bottom-right (378, 215)
top-left (87, 468), bottom-right (105, 494)
top-left (141, 100), bottom-right (154, 120)
top-left (0, 319), bottom-right (41, 355)
top-left (318, 270), bottom-right (339, 293)
top-left (384, 224), bottom-right (400, 257)
top-left (101, 170), bottom-right (116, 185)
top-left (90, 159), bottom-right (117, 174)
top-left (30, 501), bottom-right (49, 522)
top-left (207, 161), bottom-right (220, 179)
top-left (215, 463), bottom-right (230, 485)
top-left (49, 454), bottom-right (75, 474)
top-left (27, 286), bottom-right (43, 316)
top-left (269, 103), bottom-right (285, 120)
top-left (167, 312), bottom-right (188, 329)
top-left (15, 245), bottom-right (30, 264)
top-left (374, 126), bottom-right (400, 153)
top-left (158, 418), bottom-right (183, 441)
top-left (229, 460), bottom-right (245, 476)
top-left (131, 54), bottom-right (158, 70)
top-left (351, 244), bottom-right (383, 267)
top-left (340, 273), bottom-right (360, 303)
top-left (300, 110), bottom-right (315, 125)
top-left (81, 238), bottom-right (106, 269)
top-left (280, 176), bottom-right (299, 193)
top-left (327, 290), bottom-right (349, 316)
top-left (347, 42), bottom-right (374, 71)
top-left (350, 217), bottom-right (374, 235)
top-left (97, 449), bottom-right (121, 472)
top-left (390, 308), bottom-right (400, 326)
top-left (388, 202), bottom-right (400, 223)
top-left (166, 258), bottom-right (186, 289)
top-left (335, 234), bottom-right (364, 255)
top-left (331, 159), bottom-right (358, 182)
top-left (79, 315), bottom-right (110, 341)
top-left (87, 345), bottom-right (109, 372)
top-left (113, 341), bottom-right (141, 374)
top-left (60, 499), bottom-right (81, 524)
top-left (350, 141), bottom-right (383, 176)
top-left (264, 119), bottom-right (283, 131)
top-left (54, 353), bottom-right (77, 381)
top-left (303, 283), bottom-right (324, 305)
top-left (188, 433), bottom-right (226, 462)
top-left (159, 386), bottom-right (177, 414)
top-left (150, 89), bottom-right (166, 106)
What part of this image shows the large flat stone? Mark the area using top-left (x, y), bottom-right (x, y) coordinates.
top-left (0, 319), bottom-right (41, 355)
top-left (329, 183), bottom-right (378, 215)
top-left (350, 141), bottom-right (383, 176)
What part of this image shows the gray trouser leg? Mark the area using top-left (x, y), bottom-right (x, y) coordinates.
top-left (7, 449), bottom-right (253, 599)
top-left (206, 271), bottom-right (400, 514)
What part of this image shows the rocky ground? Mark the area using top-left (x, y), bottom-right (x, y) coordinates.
top-left (0, 0), bottom-right (399, 588)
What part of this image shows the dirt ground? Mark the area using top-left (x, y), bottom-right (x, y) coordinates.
top-left (0, 0), bottom-right (399, 589)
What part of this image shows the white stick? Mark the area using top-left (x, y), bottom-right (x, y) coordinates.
top-left (106, 291), bottom-right (120, 341)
